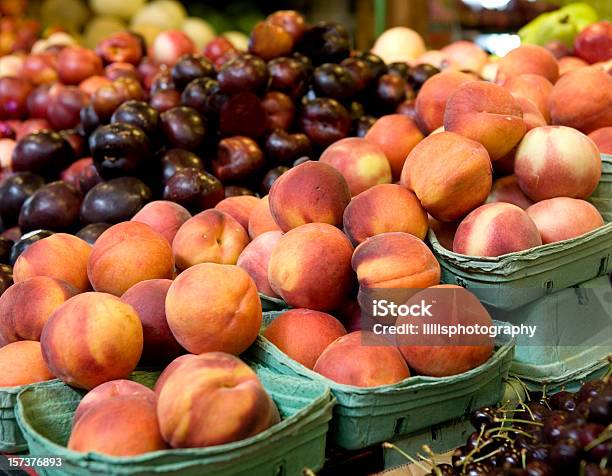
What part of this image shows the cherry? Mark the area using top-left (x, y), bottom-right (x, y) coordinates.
top-left (549, 391), bottom-right (577, 412)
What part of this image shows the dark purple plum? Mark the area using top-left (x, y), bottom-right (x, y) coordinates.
top-left (171, 54), bottom-right (214, 90)
top-left (111, 100), bottom-right (160, 137)
top-left (312, 63), bottom-right (358, 100)
top-left (260, 166), bottom-right (289, 195)
top-left (265, 130), bottom-right (311, 164)
top-left (217, 54), bottom-right (269, 95)
top-left (12, 131), bottom-right (75, 180)
top-left (0, 172), bottom-right (45, 227)
top-left (160, 149), bottom-right (204, 183)
top-left (163, 168), bottom-right (224, 212)
top-left (18, 181), bottom-right (82, 233)
top-left (219, 92), bottom-right (266, 138)
top-left (296, 22), bottom-right (350, 65)
top-left (80, 177), bottom-right (151, 224)
top-left (160, 106), bottom-right (207, 151)
top-left (267, 57), bottom-right (308, 98)
top-left (76, 223), bottom-right (112, 245)
top-left (299, 98), bottom-right (351, 148)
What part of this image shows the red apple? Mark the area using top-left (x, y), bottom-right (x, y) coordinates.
top-left (574, 21), bottom-right (612, 64)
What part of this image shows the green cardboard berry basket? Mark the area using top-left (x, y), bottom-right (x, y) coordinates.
top-left (259, 293), bottom-right (289, 312)
top-left (15, 365), bottom-right (334, 476)
top-left (248, 312), bottom-right (514, 451)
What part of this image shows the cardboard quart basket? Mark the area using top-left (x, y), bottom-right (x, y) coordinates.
top-left (15, 366), bottom-right (334, 476)
top-left (248, 312), bottom-right (515, 451)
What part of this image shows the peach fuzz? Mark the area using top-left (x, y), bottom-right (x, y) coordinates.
top-left (131, 200), bottom-right (191, 245)
top-left (263, 309), bottom-right (347, 369)
top-left (364, 114), bottom-right (424, 180)
top-left (342, 184), bottom-right (428, 245)
top-left (165, 263), bottom-right (261, 355)
top-left (414, 71), bottom-right (475, 133)
top-left (502, 74), bottom-right (553, 123)
top-left (496, 44), bottom-right (559, 84)
top-left (396, 285), bottom-right (494, 377)
top-left (514, 126), bottom-right (601, 201)
top-left (352, 232), bottom-right (440, 290)
top-left (558, 56), bottom-right (588, 76)
top-left (548, 67), bottom-right (612, 134)
top-left (88, 222), bottom-right (174, 296)
top-left (0, 277), bottom-right (77, 346)
top-left (440, 41), bottom-right (488, 73)
top-left (40, 292), bottom-right (143, 390)
top-left (73, 380), bottom-right (156, 425)
top-left (69, 396), bottom-right (167, 456)
top-left (486, 175), bottom-right (534, 210)
top-left (215, 195), bottom-right (261, 230)
top-left (400, 132), bottom-right (492, 222)
top-left (156, 352), bottom-right (279, 448)
top-left (453, 203), bottom-right (542, 257)
top-left (13, 233), bottom-right (92, 292)
top-left (312, 331), bottom-right (410, 387)
top-left (248, 195), bottom-right (281, 239)
top-left (0, 341), bottom-right (54, 387)
top-left (269, 161), bottom-right (351, 232)
top-left (444, 81), bottom-right (526, 160)
top-left (121, 279), bottom-right (184, 366)
top-left (589, 127), bottom-right (612, 154)
top-left (268, 223), bottom-right (354, 311)
top-left (237, 231), bottom-right (283, 298)
top-left (319, 137), bottom-right (392, 196)
top-left (526, 198), bottom-right (604, 244)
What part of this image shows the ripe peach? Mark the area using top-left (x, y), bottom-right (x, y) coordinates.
top-left (153, 354), bottom-right (193, 396)
top-left (237, 231), bottom-right (283, 298)
top-left (486, 175), bottom-right (534, 210)
top-left (165, 263), bottom-right (261, 355)
top-left (502, 74), bottom-right (553, 122)
top-left (548, 67), bottom-right (612, 133)
top-left (496, 45), bottom-right (559, 84)
top-left (371, 27), bottom-right (426, 64)
top-left (343, 184), bottom-right (428, 245)
top-left (313, 331), bottom-right (410, 387)
top-left (268, 223), bottom-right (354, 311)
top-left (444, 81), bottom-right (526, 160)
top-left (515, 96), bottom-right (547, 131)
top-left (558, 56), bottom-right (589, 76)
top-left (156, 352), bottom-right (279, 448)
top-left (215, 195), bottom-right (261, 230)
top-left (440, 41), bottom-right (488, 73)
top-left (263, 309), bottom-right (347, 369)
top-left (268, 161), bottom-right (351, 231)
top-left (131, 200), bottom-right (191, 245)
top-left (41, 292), bottom-right (143, 390)
top-left (319, 137), bottom-right (392, 196)
top-left (248, 195), bottom-right (281, 239)
top-left (172, 209), bottom-right (250, 270)
top-left (13, 233), bottom-right (92, 293)
top-left (121, 279), bottom-right (184, 366)
top-left (453, 203), bottom-right (542, 257)
top-left (0, 341), bottom-right (54, 387)
top-left (526, 198), bottom-right (604, 244)
top-left (400, 132), bottom-right (492, 222)
top-left (364, 114), bottom-right (424, 180)
top-left (414, 71), bottom-right (475, 133)
top-left (0, 277), bottom-right (77, 346)
top-left (514, 126), bottom-right (602, 201)
top-left (588, 127), bottom-right (612, 154)
top-left (88, 222), bottom-right (174, 296)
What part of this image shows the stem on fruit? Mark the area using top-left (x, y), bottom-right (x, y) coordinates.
top-left (382, 442), bottom-right (430, 472)
top-left (472, 448), bottom-right (501, 464)
top-left (485, 426), bottom-right (535, 439)
top-left (585, 429), bottom-right (612, 451)
top-left (493, 418), bottom-right (543, 427)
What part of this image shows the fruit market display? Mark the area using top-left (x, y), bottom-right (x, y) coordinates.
top-left (0, 1), bottom-right (609, 474)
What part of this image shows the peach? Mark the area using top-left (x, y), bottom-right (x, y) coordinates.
top-left (342, 184), bottom-right (428, 245)
top-left (396, 285), bottom-right (494, 377)
top-left (364, 114), bottom-right (424, 180)
top-left (526, 198), bottom-right (604, 244)
top-left (263, 309), bottom-right (347, 369)
top-left (453, 203), bottom-right (542, 257)
top-left (486, 175), bottom-right (534, 210)
top-left (88, 222), bottom-right (174, 296)
top-left (514, 126), bottom-right (602, 201)
top-left (74, 380), bottom-right (156, 424)
top-left (440, 41), bottom-right (488, 73)
top-left (41, 292), bottom-right (143, 390)
top-left (269, 161), bottom-right (351, 231)
top-left (166, 263), bottom-right (261, 355)
top-left (444, 81), bottom-right (526, 160)
top-left (153, 354), bottom-right (193, 396)
top-left (588, 127), bottom-right (612, 155)
top-left (156, 352), bottom-right (279, 448)
top-left (313, 331), bottom-right (410, 387)
top-left (248, 195), bottom-right (281, 239)
top-left (400, 132), bottom-right (492, 222)
top-left (558, 56), bottom-right (589, 76)
top-left (428, 216), bottom-right (457, 251)
top-left (0, 277), bottom-right (77, 346)
top-left (69, 396), bottom-right (167, 456)
top-left (237, 231), bottom-right (283, 298)
top-left (319, 137), bottom-right (392, 196)
top-left (515, 96), bottom-right (547, 131)
top-left (13, 233), bottom-right (92, 292)
top-left (172, 209), bottom-right (250, 270)
top-left (371, 27), bottom-right (426, 64)
top-left (215, 195), bottom-right (261, 230)
top-left (414, 71), bottom-right (475, 133)
top-left (121, 279), bottom-right (184, 366)
top-left (496, 45), bottom-right (559, 84)
top-left (268, 223), bottom-right (354, 311)
top-left (502, 74), bottom-right (553, 122)
top-left (548, 67), bottom-right (612, 134)
top-left (131, 200), bottom-right (191, 245)
top-left (352, 232), bottom-right (440, 290)
top-left (0, 341), bottom-right (54, 387)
